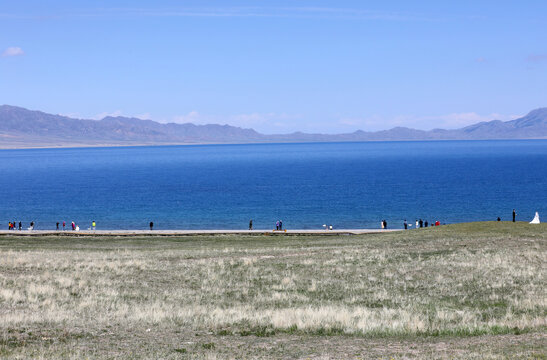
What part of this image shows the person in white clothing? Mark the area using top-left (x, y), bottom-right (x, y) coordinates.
top-left (530, 212), bottom-right (540, 224)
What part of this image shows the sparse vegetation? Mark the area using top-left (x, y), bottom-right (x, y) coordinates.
top-left (0, 222), bottom-right (545, 358)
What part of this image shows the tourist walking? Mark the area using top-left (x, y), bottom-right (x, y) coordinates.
top-left (71, 221), bottom-right (75, 230)
top-left (56, 222), bottom-right (59, 230)
top-left (383, 220), bottom-right (387, 229)
top-left (275, 220), bottom-right (279, 230)
top-left (149, 221), bottom-right (154, 230)
top-left (415, 219), bottom-right (419, 228)
top-left (63, 221), bottom-right (65, 230)
top-left (279, 220), bottom-right (283, 230)
top-left (425, 220), bottom-right (428, 227)
top-left (419, 219), bottom-right (423, 228)
top-left (380, 220), bottom-right (384, 229)
top-left (404, 219), bottom-right (407, 229)
top-left (92, 221), bottom-right (96, 230)
top-left (18, 221), bottom-right (21, 230)
top-left (512, 209), bottom-right (516, 222)
top-left (249, 219), bottom-right (253, 230)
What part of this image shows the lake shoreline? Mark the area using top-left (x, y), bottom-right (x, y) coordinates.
top-left (0, 228), bottom-right (401, 236)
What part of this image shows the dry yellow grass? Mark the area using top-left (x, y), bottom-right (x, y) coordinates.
top-left (0, 222), bottom-right (545, 358)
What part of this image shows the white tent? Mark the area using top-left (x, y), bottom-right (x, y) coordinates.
top-left (529, 212), bottom-right (540, 224)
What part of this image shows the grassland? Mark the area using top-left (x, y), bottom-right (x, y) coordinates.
top-left (0, 222), bottom-right (545, 359)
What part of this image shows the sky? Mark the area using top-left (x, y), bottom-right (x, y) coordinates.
top-left (1, 0), bottom-right (546, 134)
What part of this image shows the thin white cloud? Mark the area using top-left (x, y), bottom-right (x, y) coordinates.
top-left (93, 110), bottom-right (123, 120)
top-left (337, 112), bottom-right (522, 132)
top-left (172, 111), bottom-right (202, 124)
top-left (58, 112), bottom-right (82, 119)
top-left (1, 6), bottom-right (438, 22)
top-left (1, 47), bottom-right (24, 57)
top-left (135, 112), bottom-right (151, 120)
top-left (230, 112), bottom-right (276, 126)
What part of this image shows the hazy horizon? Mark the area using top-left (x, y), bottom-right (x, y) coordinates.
top-left (1, 1), bottom-right (546, 134)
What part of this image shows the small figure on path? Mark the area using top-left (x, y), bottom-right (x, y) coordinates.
top-left (381, 220), bottom-right (384, 229)
top-left (279, 220), bottom-right (283, 230)
top-left (425, 220), bottom-right (428, 227)
top-left (497, 217), bottom-right (501, 221)
top-left (512, 209), bottom-right (516, 222)
top-left (276, 220), bottom-right (279, 230)
top-left (149, 221), bottom-right (154, 231)
top-left (56, 222), bottom-right (59, 230)
top-left (435, 220), bottom-right (440, 226)
top-left (18, 221), bottom-right (22, 230)
top-left (71, 221), bottom-right (75, 230)
top-left (249, 219), bottom-right (253, 230)
top-left (63, 221), bottom-right (66, 230)
top-left (415, 219), bottom-right (419, 228)
top-left (419, 219), bottom-right (423, 228)
top-left (383, 220), bottom-right (387, 229)
top-left (404, 219), bottom-right (408, 229)
top-left (92, 221), bottom-right (96, 230)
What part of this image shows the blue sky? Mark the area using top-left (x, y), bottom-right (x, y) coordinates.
top-left (1, 0), bottom-right (546, 133)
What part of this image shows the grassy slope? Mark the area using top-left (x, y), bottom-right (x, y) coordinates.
top-left (0, 222), bottom-right (545, 359)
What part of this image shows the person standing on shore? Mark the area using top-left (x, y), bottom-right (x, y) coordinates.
top-left (71, 221), bottom-right (75, 230)
top-left (63, 221), bottom-right (66, 231)
top-left (404, 219), bottom-right (408, 229)
top-left (419, 219), bottom-right (423, 228)
top-left (56, 222), bottom-right (59, 230)
top-left (513, 209), bottom-right (516, 222)
top-left (92, 221), bottom-right (96, 230)
top-left (275, 220), bottom-right (279, 230)
top-left (149, 221), bottom-right (154, 230)
top-left (279, 220), bottom-right (283, 230)
top-left (249, 219), bottom-right (253, 230)
top-left (18, 221), bottom-right (22, 230)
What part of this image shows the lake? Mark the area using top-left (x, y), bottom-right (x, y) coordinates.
top-left (1, 140), bottom-right (546, 229)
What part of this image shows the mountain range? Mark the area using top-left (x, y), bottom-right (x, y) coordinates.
top-left (1, 105), bottom-right (546, 148)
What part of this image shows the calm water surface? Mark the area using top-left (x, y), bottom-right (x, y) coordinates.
top-left (1, 140), bottom-right (546, 229)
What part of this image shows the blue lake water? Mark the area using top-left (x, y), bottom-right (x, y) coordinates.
top-left (1, 140), bottom-right (546, 230)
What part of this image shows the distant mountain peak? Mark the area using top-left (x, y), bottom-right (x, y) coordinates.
top-left (524, 107), bottom-right (547, 117)
top-left (1, 105), bottom-right (546, 148)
